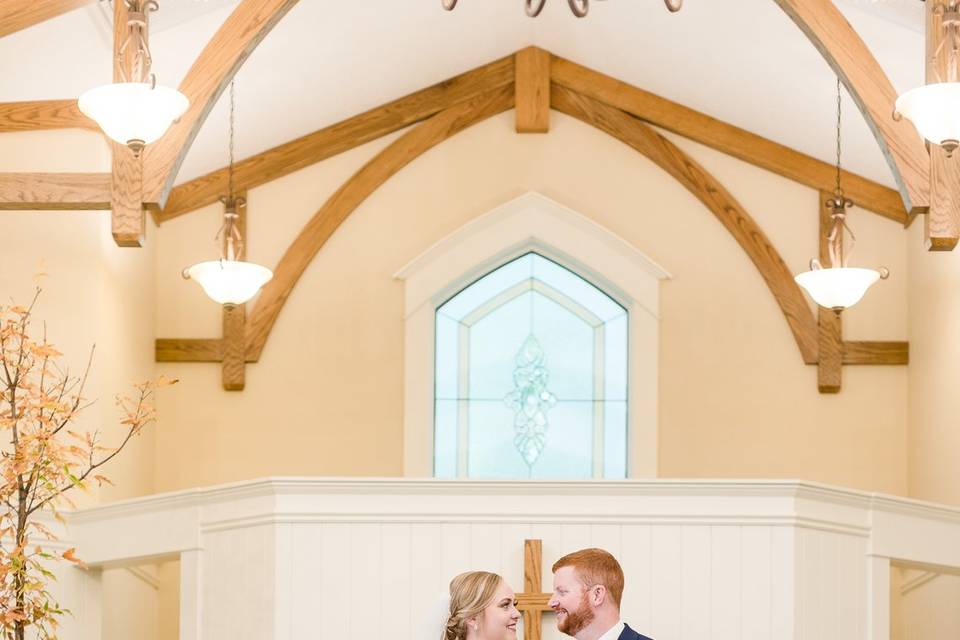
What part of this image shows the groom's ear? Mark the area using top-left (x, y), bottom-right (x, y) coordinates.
top-left (590, 584), bottom-right (608, 607)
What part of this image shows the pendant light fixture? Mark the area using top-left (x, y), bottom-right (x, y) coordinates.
top-left (795, 79), bottom-right (889, 312)
top-left (78, 0), bottom-right (188, 156)
top-left (440, 0), bottom-right (682, 18)
top-left (895, 1), bottom-right (960, 155)
top-left (182, 81), bottom-right (272, 306)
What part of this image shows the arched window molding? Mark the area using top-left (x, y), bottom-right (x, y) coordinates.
top-left (394, 192), bottom-right (670, 478)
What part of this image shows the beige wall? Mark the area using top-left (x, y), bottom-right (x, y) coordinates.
top-left (907, 221), bottom-right (960, 506)
top-left (0, 211), bottom-right (159, 503)
top-left (155, 110), bottom-right (909, 495)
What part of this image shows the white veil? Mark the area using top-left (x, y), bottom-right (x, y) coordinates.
top-left (428, 591), bottom-right (452, 640)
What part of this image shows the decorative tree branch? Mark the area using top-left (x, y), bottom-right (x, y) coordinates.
top-left (0, 287), bottom-right (175, 640)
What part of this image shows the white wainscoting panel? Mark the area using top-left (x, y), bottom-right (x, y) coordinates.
top-left (740, 526), bottom-right (771, 640)
top-left (269, 521), bottom-right (812, 640)
top-left (61, 478), bottom-right (960, 640)
top-left (201, 524), bottom-right (275, 637)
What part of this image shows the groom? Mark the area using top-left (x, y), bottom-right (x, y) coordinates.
top-left (548, 548), bottom-right (654, 640)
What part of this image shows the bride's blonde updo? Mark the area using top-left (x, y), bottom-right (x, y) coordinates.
top-left (443, 571), bottom-right (503, 640)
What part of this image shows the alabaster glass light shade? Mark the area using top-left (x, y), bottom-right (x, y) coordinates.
top-left (78, 82), bottom-right (189, 147)
top-left (184, 259), bottom-right (273, 305)
top-left (895, 83), bottom-right (960, 148)
top-left (794, 267), bottom-right (881, 310)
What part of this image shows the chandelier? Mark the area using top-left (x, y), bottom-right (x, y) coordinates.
top-left (78, 0), bottom-right (188, 156)
top-left (182, 82), bottom-right (273, 306)
top-left (441, 0), bottom-right (682, 18)
top-left (795, 79), bottom-right (889, 312)
top-left (895, 1), bottom-right (960, 155)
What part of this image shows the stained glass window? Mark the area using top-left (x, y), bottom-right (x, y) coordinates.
top-left (434, 252), bottom-right (628, 479)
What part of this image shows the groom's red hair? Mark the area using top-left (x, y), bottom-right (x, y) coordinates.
top-left (552, 548), bottom-right (624, 607)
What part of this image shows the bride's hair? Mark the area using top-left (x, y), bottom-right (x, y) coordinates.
top-left (443, 571), bottom-right (503, 640)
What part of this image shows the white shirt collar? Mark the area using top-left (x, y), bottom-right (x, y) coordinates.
top-left (597, 619), bottom-right (625, 640)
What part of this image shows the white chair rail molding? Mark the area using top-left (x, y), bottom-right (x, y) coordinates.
top-left (56, 477), bottom-right (960, 640)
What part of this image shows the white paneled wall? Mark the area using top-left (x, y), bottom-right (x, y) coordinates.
top-left (271, 521), bottom-right (799, 640)
top-left (64, 479), bottom-right (960, 640)
top-left (795, 528), bottom-right (867, 640)
top-left (896, 571), bottom-right (960, 640)
top-left (201, 524), bottom-right (275, 637)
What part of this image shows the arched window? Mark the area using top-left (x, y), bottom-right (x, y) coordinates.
top-left (434, 252), bottom-right (628, 478)
top-left (396, 192), bottom-right (667, 479)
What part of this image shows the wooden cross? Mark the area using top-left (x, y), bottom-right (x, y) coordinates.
top-left (516, 539), bottom-right (553, 640)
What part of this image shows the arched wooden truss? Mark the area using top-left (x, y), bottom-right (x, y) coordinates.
top-left (150, 48), bottom-right (907, 393)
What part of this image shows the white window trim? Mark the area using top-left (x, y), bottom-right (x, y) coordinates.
top-left (394, 192), bottom-right (670, 478)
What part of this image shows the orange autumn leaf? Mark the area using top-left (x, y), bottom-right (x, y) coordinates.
top-left (61, 548), bottom-right (86, 569)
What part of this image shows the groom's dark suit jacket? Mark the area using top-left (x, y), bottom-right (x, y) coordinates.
top-left (619, 623), bottom-right (654, 640)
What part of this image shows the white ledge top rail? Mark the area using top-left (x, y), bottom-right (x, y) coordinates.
top-left (64, 478), bottom-right (960, 571)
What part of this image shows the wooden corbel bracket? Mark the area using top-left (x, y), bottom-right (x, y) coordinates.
top-left (814, 190), bottom-right (908, 393)
top-left (155, 192), bottom-right (251, 391)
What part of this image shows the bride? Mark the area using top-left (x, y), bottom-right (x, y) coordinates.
top-left (440, 571), bottom-right (522, 640)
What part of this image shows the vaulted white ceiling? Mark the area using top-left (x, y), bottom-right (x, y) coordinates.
top-left (0, 0), bottom-right (925, 192)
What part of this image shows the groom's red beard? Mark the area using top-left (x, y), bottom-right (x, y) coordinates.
top-left (557, 591), bottom-right (595, 636)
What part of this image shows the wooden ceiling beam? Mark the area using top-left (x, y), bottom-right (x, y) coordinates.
top-left (0, 173), bottom-right (110, 210)
top-left (550, 55), bottom-right (908, 225)
top-left (842, 341), bottom-right (908, 365)
top-left (158, 55), bottom-right (514, 223)
top-left (0, 100), bottom-right (95, 132)
top-left (0, 0), bottom-right (93, 39)
top-left (553, 83), bottom-right (820, 364)
top-left (155, 339), bottom-right (224, 362)
top-left (163, 49), bottom-right (903, 225)
top-left (515, 46), bottom-right (550, 133)
top-left (773, 0), bottom-right (929, 217)
top-left (141, 0), bottom-right (301, 210)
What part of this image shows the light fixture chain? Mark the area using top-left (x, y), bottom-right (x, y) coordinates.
top-left (828, 75), bottom-right (855, 269)
top-left (835, 76), bottom-right (843, 199)
top-left (228, 80), bottom-right (236, 201)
